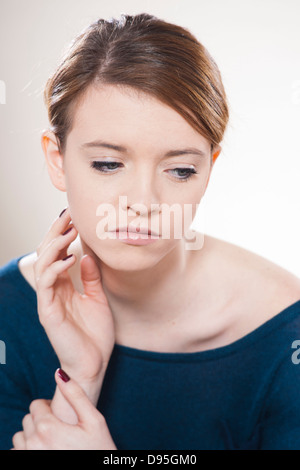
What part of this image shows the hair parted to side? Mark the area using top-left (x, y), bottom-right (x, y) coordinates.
top-left (44, 12), bottom-right (229, 157)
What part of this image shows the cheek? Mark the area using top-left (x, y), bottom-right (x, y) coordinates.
top-left (174, 197), bottom-right (201, 240)
top-left (65, 170), bottom-right (105, 225)
top-left (67, 188), bottom-right (100, 243)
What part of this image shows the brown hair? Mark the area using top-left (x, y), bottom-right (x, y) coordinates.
top-left (44, 13), bottom-right (229, 158)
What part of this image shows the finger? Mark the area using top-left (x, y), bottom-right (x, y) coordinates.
top-left (36, 207), bottom-right (71, 257)
top-left (34, 258), bottom-right (77, 326)
top-left (80, 255), bottom-right (107, 300)
top-left (22, 413), bottom-right (35, 439)
top-left (34, 232), bottom-right (77, 314)
top-left (34, 206), bottom-right (77, 291)
top-left (12, 431), bottom-right (26, 450)
top-left (55, 369), bottom-right (103, 427)
top-left (29, 399), bottom-right (53, 424)
top-left (34, 222), bottom-right (78, 286)
top-left (36, 253), bottom-right (76, 297)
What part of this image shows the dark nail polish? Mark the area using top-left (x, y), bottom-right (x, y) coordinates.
top-left (59, 208), bottom-right (67, 218)
top-left (63, 254), bottom-right (73, 261)
top-left (62, 227), bottom-right (73, 236)
top-left (57, 368), bottom-right (70, 382)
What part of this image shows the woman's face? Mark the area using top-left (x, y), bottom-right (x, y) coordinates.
top-left (51, 84), bottom-right (215, 271)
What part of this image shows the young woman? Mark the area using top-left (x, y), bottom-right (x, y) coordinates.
top-left (1, 13), bottom-right (300, 450)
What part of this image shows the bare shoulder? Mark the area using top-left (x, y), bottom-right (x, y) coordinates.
top-left (203, 234), bottom-right (300, 333)
top-left (18, 251), bottom-right (38, 291)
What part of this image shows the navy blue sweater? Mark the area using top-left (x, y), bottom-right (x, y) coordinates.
top-left (0, 254), bottom-right (300, 450)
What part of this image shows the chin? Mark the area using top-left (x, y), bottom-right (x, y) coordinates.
top-left (90, 239), bottom-right (177, 272)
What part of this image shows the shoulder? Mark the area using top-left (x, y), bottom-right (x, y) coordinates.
top-left (0, 254), bottom-right (54, 374)
top-left (0, 255), bottom-right (23, 298)
top-left (205, 234), bottom-right (300, 300)
top-left (0, 254), bottom-right (37, 326)
top-left (17, 251), bottom-right (37, 291)
top-left (203, 234), bottom-right (300, 335)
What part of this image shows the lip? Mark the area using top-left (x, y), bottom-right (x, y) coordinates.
top-left (110, 226), bottom-right (160, 237)
top-left (107, 226), bottom-right (160, 245)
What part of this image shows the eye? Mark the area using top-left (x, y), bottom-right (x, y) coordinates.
top-left (168, 168), bottom-right (198, 182)
top-left (90, 161), bottom-right (122, 173)
top-left (90, 161), bottom-right (198, 182)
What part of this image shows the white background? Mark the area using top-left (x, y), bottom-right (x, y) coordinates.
top-left (0, 0), bottom-right (299, 276)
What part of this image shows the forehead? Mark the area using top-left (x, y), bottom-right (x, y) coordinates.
top-left (68, 84), bottom-right (210, 151)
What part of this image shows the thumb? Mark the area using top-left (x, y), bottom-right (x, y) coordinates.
top-left (80, 254), bottom-right (105, 299)
top-left (55, 368), bottom-right (98, 425)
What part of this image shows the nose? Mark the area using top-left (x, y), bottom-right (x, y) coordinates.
top-left (121, 171), bottom-right (161, 217)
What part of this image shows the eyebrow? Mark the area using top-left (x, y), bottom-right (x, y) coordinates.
top-left (80, 140), bottom-right (207, 158)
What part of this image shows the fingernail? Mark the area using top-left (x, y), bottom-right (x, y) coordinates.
top-left (59, 208), bottom-right (67, 218)
top-left (62, 227), bottom-right (73, 236)
top-left (63, 254), bottom-right (73, 261)
top-left (57, 368), bottom-right (70, 382)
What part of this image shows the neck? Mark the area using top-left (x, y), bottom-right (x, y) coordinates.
top-left (75, 237), bottom-right (191, 328)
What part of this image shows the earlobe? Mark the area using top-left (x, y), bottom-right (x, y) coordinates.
top-left (41, 130), bottom-right (67, 192)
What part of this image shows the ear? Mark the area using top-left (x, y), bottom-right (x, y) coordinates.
top-left (41, 129), bottom-right (67, 192)
top-left (211, 144), bottom-right (222, 165)
top-left (204, 144), bottom-right (222, 193)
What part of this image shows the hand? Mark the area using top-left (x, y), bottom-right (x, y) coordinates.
top-left (33, 207), bottom-right (115, 397)
top-left (12, 369), bottom-right (117, 450)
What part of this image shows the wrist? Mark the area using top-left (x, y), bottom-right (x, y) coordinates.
top-left (80, 378), bottom-right (103, 406)
top-left (60, 367), bottom-right (107, 406)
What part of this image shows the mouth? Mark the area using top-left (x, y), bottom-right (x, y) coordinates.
top-left (110, 226), bottom-right (160, 237)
